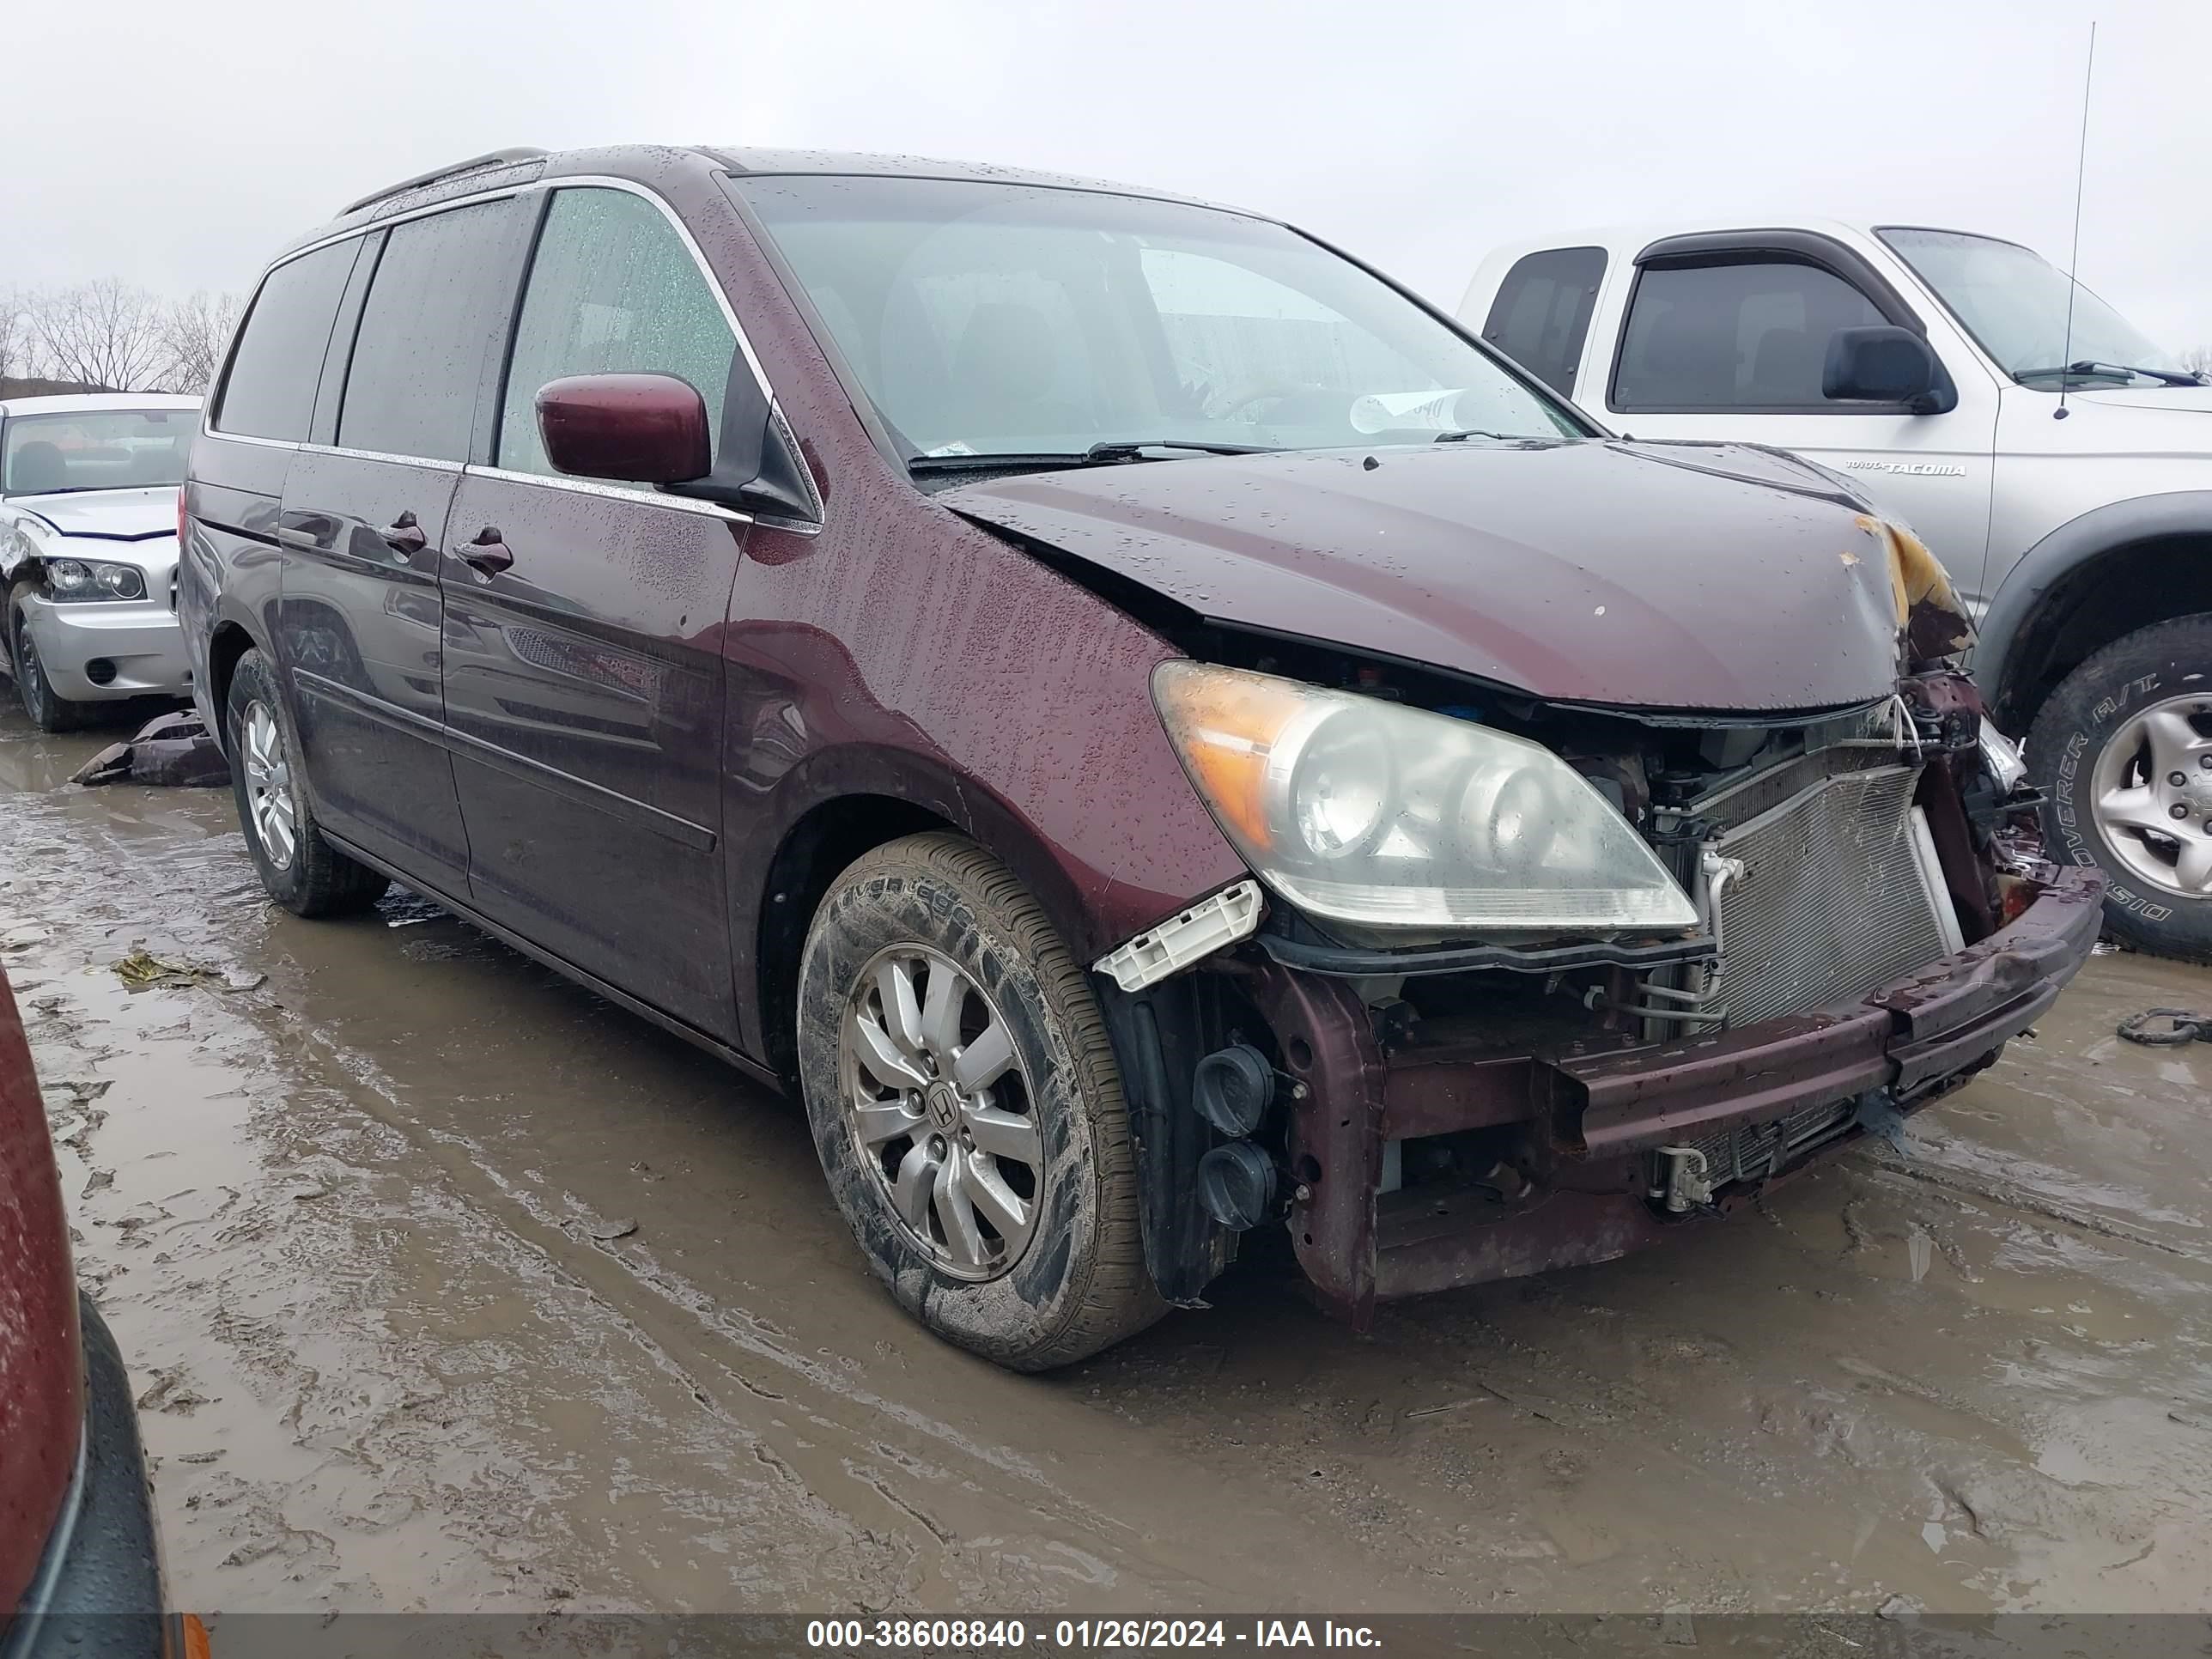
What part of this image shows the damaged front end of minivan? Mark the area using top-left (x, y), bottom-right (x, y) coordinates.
top-left (961, 462), bottom-right (2100, 1325)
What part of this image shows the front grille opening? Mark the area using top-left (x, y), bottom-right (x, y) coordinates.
top-left (1671, 1096), bottom-right (1860, 1193)
top-left (1708, 764), bottom-right (1955, 1028)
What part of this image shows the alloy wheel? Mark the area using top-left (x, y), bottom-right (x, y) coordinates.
top-left (240, 700), bottom-right (299, 872)
top-left (2091, 693), bottom-right (2212, 898)
top-left (837, 945), bottom-right (1042, 1281)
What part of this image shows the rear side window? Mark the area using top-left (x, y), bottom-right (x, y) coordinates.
top-left (338, 199), bottom-right (517, 463)
top-left (496, 188), bottom-right (738, 477)
top-left (215, 240), bottom-right (361, 441)
top-left (1481, 246), bottom-right (1606, 396)
top-left (1612, 260), bottom-right (1887, 410)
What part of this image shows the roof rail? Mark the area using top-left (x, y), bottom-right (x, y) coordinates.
top-left (338, 147), bottom-right (548, 217)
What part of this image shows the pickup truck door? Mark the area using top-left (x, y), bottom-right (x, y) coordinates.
top-left (1577, 233), bottom-right (2002, 600)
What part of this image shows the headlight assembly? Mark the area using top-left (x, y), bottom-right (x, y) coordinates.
top-left (1152, 661), bottom-right (1698, 935)
top-left (44, 556), bottom-right (147, 603)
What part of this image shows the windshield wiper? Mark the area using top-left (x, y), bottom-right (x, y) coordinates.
top-left (2013, 360), bottom-right (2205, 388)
top-left (1431, 429), bottom-right (1514, 444)
top-left (1081, 439), bottom-right (1274, 461)
top-left (908, 440), bottom-right (1273, 476)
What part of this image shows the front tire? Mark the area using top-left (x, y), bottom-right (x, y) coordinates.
top-left (223, 647), bottom-right (387, 918)
top-left (2027, 613), bottom-right (2212, 963)
top-left (9, 587), bottom-right (89, 732)
top-left (796, 832), bottom-right (1164, 1370)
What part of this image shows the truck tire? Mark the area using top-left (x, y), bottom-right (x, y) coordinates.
top-left (223, 647), bottom-right (388, 918)
top-left (2027, 613), bottom-right (2212, 963)
top-left (796, 831), bottom-right (1166, 1370)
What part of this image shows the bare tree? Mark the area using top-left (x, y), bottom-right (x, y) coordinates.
top-left (28, 279), bottom-right (171, 392)
top-left (0, 288), bottom-right (30, 385)
top-left (2180, 344), bottom-right (2212, 382)
top-left (158, 290), bottom-right (243, 395)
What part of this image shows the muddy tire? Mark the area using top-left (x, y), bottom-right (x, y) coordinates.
top-left (223, 647), bottom-right (387, 918)
top-left (9, 585), bottom-right (89, 732)
top-left (796, 832), bottom-right (1165, 1370)
top-left (2027, 613), bottom-right (2212, 963)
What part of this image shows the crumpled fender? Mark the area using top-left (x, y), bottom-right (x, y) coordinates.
top-left (1874, 516), bottom-right (1977, 668)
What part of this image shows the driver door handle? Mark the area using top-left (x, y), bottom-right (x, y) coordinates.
top-left (457, 525), bottom-right (513, 578)
top-left (379, 511), bottom-right (428, 555)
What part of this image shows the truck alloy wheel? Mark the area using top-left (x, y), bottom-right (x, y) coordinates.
top-left (2030, 613), bottom-right (2212, 964)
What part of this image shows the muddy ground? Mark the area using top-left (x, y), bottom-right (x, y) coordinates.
top-left (3, 706), bottom-right (2209, 1619)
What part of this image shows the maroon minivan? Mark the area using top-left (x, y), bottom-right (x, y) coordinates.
top-left (179, 146), bottom-right (2100, 1369)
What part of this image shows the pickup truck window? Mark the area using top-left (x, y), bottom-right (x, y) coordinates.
top-left (1877, 228), bottom-right (2187, 387)
top-left (1482, 246), bottom-right (1606, 396)
top-left (1613, 259), bottom-right (1885, 411)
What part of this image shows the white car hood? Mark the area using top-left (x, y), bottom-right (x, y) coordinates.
top-left (2075, 386), bottom-right (2212, 416)
top-left (9, 485), bottom-right (177, 541)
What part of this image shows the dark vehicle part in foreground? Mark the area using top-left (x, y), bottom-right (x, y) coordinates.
top-left (181, 145), bottom-right (2097, 1368)
top-left (0, 969), bottom-right (189, 1658)
top-left (70, 711), bottom-right (230, 790)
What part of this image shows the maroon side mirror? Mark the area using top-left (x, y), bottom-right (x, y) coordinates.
top-left (535, 373), bottom-right (713, 484)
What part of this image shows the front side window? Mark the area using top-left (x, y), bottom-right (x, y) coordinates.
top-left (1612, 260), bottom-right (1887, 410)
top-left (732, 174), bottom-right (1581, 465)
top-left (338, 199), bottom-right (517, 463)
top-left (1483, 246), bottom-right (1607, 396)
top-left (1879, 228), bottom-right (2188, 386)
top-left (216, 239), bottom-right (362, 442)
top-left (2, 408), bottom-right (198, 496)
top-left (497, 188), bottom-right (738, 477)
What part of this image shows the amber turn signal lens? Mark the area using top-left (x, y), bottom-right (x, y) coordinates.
top-left (1151, 661), bottom-right (1310, 853)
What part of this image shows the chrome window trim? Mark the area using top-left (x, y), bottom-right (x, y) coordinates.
top-left (461, 463), bottom-right (752, 524)
top-left (218, 174), bottom-right (822, 525)
top-left (298, 443), bottom-right (465, 473)
top-left (200, 430), bottom-right (302, 453)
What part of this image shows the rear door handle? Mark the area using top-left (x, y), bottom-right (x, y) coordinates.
top-left (379, 512), bottom-right (428, 555)
top-left (457, 525), bottom-right (513, 578)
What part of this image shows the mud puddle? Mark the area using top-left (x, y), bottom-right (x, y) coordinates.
top-left (4, 708), bottom-right (2210, 1614)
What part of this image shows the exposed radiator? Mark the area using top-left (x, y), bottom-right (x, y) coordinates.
top-left (1712, 763), bottom-right (1954, 1029)
top-left (1677, 1095), bottom-right (1861, 1188)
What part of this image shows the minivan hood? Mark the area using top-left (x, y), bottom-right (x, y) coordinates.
top-left (943, 440), bottom-right (1919, 714)
top-left (9, 486), bottom-right (177, 542)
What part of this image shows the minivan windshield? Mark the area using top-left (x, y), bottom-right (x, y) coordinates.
top-left (1, 408), bottom-right (197, 496)
top-left (1879, 228), bottom-right (2194, 388)
top-left (733, 175), bottom-right (1583, 466)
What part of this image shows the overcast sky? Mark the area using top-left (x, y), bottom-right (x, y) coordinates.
top-left (8, 0), bottom-right (2209, 349)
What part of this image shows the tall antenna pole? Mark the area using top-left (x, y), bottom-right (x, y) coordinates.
top-left (2057, 20), bottom-right (2097, 419)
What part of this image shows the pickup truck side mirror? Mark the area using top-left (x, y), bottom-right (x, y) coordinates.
top-left (1823, 326), bottom-right (1954, 414)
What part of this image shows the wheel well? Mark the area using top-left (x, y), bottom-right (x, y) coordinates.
top-left (754, 794), bottom-right (957, 1087)
top-left (1997, 532), bottom-right (2212, 728)
top-left (207, 623), bottom-right (254, 739)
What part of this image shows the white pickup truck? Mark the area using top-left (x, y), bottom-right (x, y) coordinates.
top-left (1461, 222), bottom-right (2212, 962)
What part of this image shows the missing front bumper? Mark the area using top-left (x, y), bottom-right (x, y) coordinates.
top-left (1254, 866), bottom-right (2105, 1321)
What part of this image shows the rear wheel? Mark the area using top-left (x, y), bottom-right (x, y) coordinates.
top-left (2027, 613), bottom-right (2212, 963)
top-left (796, 832), bottom-right (1165, 1370)
top-left (9, 587), bottom-right (88, 732)
top-left (223, 647), bottom-right (387, 918)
